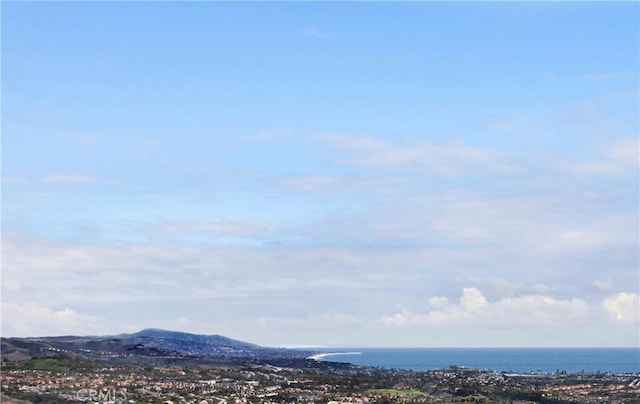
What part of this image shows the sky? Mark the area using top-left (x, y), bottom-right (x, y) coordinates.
top-left (1, 2), bottom-right (639, 348)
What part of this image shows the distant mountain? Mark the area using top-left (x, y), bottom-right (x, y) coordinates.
top-left (115, 328), bottom-right (261, 357)
top-left (127, 328), bottom-right (259, 349)
top-left (1, 329), bottom-right (312, 366)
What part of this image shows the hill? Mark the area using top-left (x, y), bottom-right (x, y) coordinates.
top-left (126, 328), bottom-right (259, 350)
top-left (1, 328), bottom-right (311, 367)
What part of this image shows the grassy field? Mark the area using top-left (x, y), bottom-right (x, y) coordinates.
top-left (366, 388), bottom-right (427, 397)
top-left (30, 358), bottom-right (72, 373)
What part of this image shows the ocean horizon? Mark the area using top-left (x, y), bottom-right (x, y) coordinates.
top-left (309, 347), bottom-right (640, 374)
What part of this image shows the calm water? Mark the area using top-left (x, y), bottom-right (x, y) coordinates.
top-left (314, 348), bottom-right (640, 374)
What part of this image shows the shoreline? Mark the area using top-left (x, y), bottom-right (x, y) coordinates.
top-left (308, 352), bottom-right (362, 361)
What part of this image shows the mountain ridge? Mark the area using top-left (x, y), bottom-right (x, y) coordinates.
top-left (1, 328), bottom-right (313, 366)
top-left (123, 328), bottom-right (260, 349)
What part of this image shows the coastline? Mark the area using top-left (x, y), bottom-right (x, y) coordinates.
top-left (308, 352), bottom-right (362, 361)
top-left (305, 347), bottom-right (640, 374)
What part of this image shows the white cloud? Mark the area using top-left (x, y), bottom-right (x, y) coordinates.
top-left (227, 313), bottom-right (365, 347)
top-left (151, 221), bottom-right (271, 238)
top-left (592, 278), bottom-right (615, 293)
top-left (604, 292), bottom-right (640, 324)
top-left (381, 287), bottom-right (592, 328)
top-left (2, 160), bottom-right (637, 344)
top-left (1, 302), bottom-right (108, 337)
top-left (257, 312), bottom-right (361, 330)
top-left (2, 280), bottom-right (25, 293)
top-left (0, 237), bottom-right (396, 311)
top-left (315, 134), bottom-right (516, 175)
top-left (568, 137), bottom-right (639, 175)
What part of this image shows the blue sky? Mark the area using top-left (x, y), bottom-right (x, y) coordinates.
top-left (2, 2), bottom-right (639, 347)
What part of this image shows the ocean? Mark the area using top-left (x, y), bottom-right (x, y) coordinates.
top-left (313, 348), bottom-right (640, 374)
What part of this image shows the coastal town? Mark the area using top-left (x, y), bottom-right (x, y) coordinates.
top-left (2, 356), bottom-right (639, 403)
top-left (2, 329), bottom-right (639, 403)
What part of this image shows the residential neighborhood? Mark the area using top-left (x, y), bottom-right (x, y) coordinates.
top-left (2, 358), bottom-right (639, 403)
